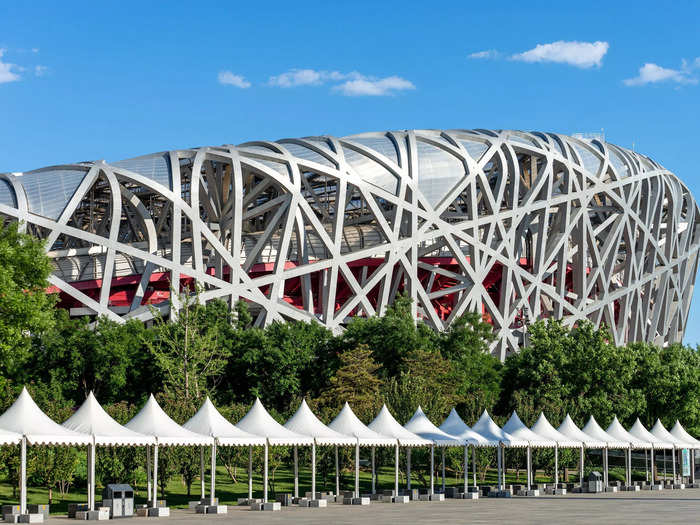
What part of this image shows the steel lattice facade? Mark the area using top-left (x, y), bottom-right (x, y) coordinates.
top-left (0, 129), bottom-right (698, 359)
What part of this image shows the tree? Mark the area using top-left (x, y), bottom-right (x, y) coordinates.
top-left (147, 292), bottom-right (231, 404)
top-left (316, 344), bottom-right (381, 421)
top-left (0, 221), bottom-right (56, 389)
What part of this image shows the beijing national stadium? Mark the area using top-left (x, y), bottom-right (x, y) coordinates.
top-left (0, 129), bottom-right (697, 360)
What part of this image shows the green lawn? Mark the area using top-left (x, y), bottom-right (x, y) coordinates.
top-left (0, 463), bottom-right (645, 515)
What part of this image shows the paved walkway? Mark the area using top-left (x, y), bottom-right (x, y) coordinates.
top-left (47, 490), bottom-right (700, 524)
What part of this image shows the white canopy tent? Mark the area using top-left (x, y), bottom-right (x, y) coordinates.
top-left (0, 387), bottom-right (92, 514)
top-left (531, 413), bottom-right (582, 489)
top-left (125, 395), bottom-right (212, 508)
top-left (328, 403), bottom-right (395, 498)
top-left (235, 398), bottom-right (312, 502)
top-left (582, 416), bottom-right (627, 486)
top-left (671, 421), bottom-right (700, 484)
top-left (557, 414), bottom-right (607, 488)
top-left (628, 418), bottom-right (673, 484)
top-left (650, 419), bottom-right (694, 484)
top-left (471, 410), bottom-right (527, 491)
top-left (62, 392), bottom-right (154, 511)
top-left (439, 409), bottom-right (490, 491)
top-left (404, 407), bottom-right (463, 494)
top-left (283, 399), bottom-right (354, 499)
top-left (605, 416), bottom-right (651, 486)
top-left (183, 397), bottom-right (266, 504)
top-left (502, 412), bottom-right (556, 491)
top-left (368, 405), bottom-right (431, 496)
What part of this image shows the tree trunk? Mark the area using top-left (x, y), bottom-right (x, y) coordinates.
top-left (48, 487), bottom-right (53, 505)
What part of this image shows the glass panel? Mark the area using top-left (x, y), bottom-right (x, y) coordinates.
top-left (21, 168), bottom-right (87, 219)
top-left (341, 145), bottom-right (398, 195)
top-left (415, 140), bottom-right (466, 208)
top-left (608, 147), bottom-right (630, 178)
top-left (572, 143), bottom-right (602, 175)
top-left (0, 179), bottom-right (17, 208)
top-left (112, 153), bottom-right (172, 190)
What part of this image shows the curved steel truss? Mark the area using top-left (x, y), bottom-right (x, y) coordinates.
top-left (1, 129), bottom-right (698, 359)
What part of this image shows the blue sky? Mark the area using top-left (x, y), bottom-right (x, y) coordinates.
top-left (2, 1), bottom-right (700, 344)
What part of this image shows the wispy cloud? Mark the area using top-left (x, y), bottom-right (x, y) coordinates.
top-left (334, 75), bottom-right (415, 96)
top-left (468, 49), bottom-right (500, 60)
top-left (624, 59), bottom-right (700, 86)
top-left (34, 65), bottom-right (48, 77)
top-left (268, 68), bottom-right (415, 96)
top-left (511, 41), bottom-right (609, 68)
top-left (218, 71), bottom-right (251, 88)
top-left (0, 49), bottom-right (21, 84)
top-left (469, 41), bottom-right (609, 69)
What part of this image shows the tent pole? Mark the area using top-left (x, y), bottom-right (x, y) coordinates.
top-left (407, 448), bottom-right (411, 490)
top-left (86, 444), bottom-right (91, 511)
top-left (263, 441), bottom-right (269, 502)
top-left (463, 445), bottom-right (468, 495)
top-left (146, 445), bottom-right (152, 505)
top-left (430, 444), bottom-right (435, 495)
top-left (371, 446), bottom-right (375, 494)
top-left (473, 447), bottom-right (477, 487)
top-left (555, 443), bottom-right (559, 487)
top-left (394, 442), bottom-right (399, 497)
top-left (526, 445), bottom-right (531, 490)
top-left (496, 444), bottom-right (502, 491)
top-left (247, 446), bottom-right (253, 500)
top-left (672, 448), bottom-right (677, 484)
top-left (335, 446), bottom-right (340, 497)
top-left (354, 440), bottom-right (360, 498)
top-left (645, 448), bottom-right (649, 483)
top-left (663, 449), bottom-right (666, 482)
top-left (210, 442), bottom-right (216, 501)
top-left (579, 446), bottom-right (584, 488)
top-left (90, 441), bottom-right (96, 511)
top-left (293, 445), bottom-right (299, 498)
top-left (628, 445), bottom-right (632, 486)
top-left (311, 441), bottom-right (316, 499)
top-left (200, 446), bottom-right (205, 500)
top-left (20, 437), bottom-right (26, 515)
top-left (502, 446), bottom-right (506, 490)
top-left (441, 447), bottom-right (445, 493)
top-left (603, 446), bottom-right (608, 487)
top-left (153, 443), bottom-right (159, 506)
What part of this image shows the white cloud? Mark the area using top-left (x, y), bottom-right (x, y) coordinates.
top-left (468, 49), bottom-right (500, 60)
top-left (34, 65), bottom-right (48, 77)
top-left (624, 60), bottom-right (699, 86)
top-left (334, 75), bottom-right (415, 96)
top-left (268, 68), bottom-right (415, 96)
top-left (217, 71), bottom-right (251, 88)
top-left (511, 40), bottom-right (609, 68)
top-left (0, 49), bottom-right (21, 84)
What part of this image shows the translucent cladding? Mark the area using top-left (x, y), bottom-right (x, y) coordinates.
top-left (0, 179), bottom-right (16, 207)
top-left (20, 168), bottom-right (87, 219)
top-left (112, 153), bottom-right (172, 190)
top-left (341, 145), bottom-right (398, 195)
top-left (346, 135), bottom-right (400, 166)
top-left (457, 138), bottom-right (489, 162)
top-left (278, 142), bottom-right (336, 170)
top-left (415, 140), bottom-right (466, 207)
top-left (608, 146), bottom-right (630, 178)
top-left (571, 142), bottom-right (603, 175)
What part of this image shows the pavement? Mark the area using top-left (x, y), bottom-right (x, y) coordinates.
top-left (45, 490), bottom-right (700, 524)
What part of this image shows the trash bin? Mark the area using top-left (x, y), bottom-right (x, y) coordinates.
top-left (102, 484), bottom-right (135, 518)
top-left (587, 471), bottom-right (603, 493)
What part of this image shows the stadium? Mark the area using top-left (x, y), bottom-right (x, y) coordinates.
top-left (0, 129), bottom-right (697, 359)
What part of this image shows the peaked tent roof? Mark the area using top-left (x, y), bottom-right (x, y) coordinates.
top-left (367, 405), bottom-right (431, 447)
top-left (530, 413), bottom-right (581, 448)
top-left (670, 421), bottom-right (700, 448)
top-left (502, 412), bottom-right (556, 448)
top-left (0, 387), bottom-right (91, 445)
top-left (582, 416), bottom-right (627, 448)
top-left (650, 419), bottom-right (694, 449)
top-left (283, 400), bottom-right (355, 446)
top-left (235, 398), bottom-right (312, 446)
top-left (183, 398), bottom-right (266, 446)
top-left (471, 410), bottom-right (527, 447)
top-left (557, 414), bottom-right (606, 448)
top-left (62, 392), bottom-right (154, 446)
top-left (605, 416), bottom-right (651, 449)
top-left (628, 418), bottom-right (673, 449)
top-left (404, 407), bottom-right (463, 446)
top-left (439, 408), bottom-right (491, 446)
top-left (0, 427), bottom-right (21, 446)
top-left (125, 395), bottom-right (212, 446)
top-left (328, 403), bottom-right (396, 446)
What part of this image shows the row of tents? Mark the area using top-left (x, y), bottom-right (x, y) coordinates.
top-left (0, 387), bottom-right (698, 516)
